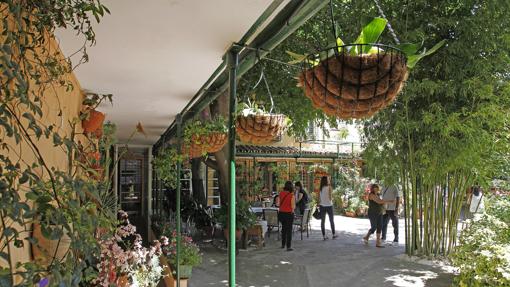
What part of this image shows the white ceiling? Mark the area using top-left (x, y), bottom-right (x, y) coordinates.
top-left (57, 0), bottom-right (275, 145)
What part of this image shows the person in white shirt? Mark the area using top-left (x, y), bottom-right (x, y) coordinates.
top-left (318, 176), bottom-right (337, 240)
top-left (381, 184), bottom-right (402, 245)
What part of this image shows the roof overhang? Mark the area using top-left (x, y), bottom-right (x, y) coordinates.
top-left (57, 0), bottom-right (291, 144)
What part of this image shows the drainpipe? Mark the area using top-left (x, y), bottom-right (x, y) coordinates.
top-left (175, 114), bottom-right (183, 287)
top-left (227, 47), bottom-right (239, 287)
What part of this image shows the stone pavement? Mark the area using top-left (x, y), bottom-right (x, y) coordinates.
top-left (189, 215), bottom-right (454, 287)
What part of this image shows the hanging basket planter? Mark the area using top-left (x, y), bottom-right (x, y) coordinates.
top-left (184, 132), bottom-right (228, 159)
top-left (299, 44), bottom-right (408, 119)
top-left (182, 117), bottom-right (228, 159)
top-left (236, 113), bottom-right (287, 145)
top-left (82, 109), bottom-right (105, 133)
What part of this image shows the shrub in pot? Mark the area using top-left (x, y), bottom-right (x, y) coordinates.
top-left (160, 230), bottom-right (202, 280)
top-left (215, 200), bottom-right (257, 240)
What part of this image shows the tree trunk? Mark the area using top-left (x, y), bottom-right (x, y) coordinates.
top-left (191, 158), bottom-right (206, 205)
top-left (210, 91), bottom-right (231, 205)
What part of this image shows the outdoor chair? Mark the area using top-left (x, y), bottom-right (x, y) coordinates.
top-left (264, 209), bottom-right (279, 240)
top-left (293, 208), bottom-right (311, 240)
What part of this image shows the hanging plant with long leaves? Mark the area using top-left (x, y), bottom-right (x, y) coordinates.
top-left (290, 16), bottom-right (445, 119)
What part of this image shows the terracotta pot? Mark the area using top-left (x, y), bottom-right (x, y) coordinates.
top-left (223, 228), bottom-right (242, 241)
top-left (93, 127), bottom-right (103, 138)
top-left (32, 222), bottom-right (71, 266)
top-left (356, 208), bottom-right (367, 217)
top-left (117, 275), bottom-right (129, 287)
top-left (236, 113), bottom-right (287, 144)
top-left (82, 110), bottom-right (105, 133)
top-left (299, 51), bottom-right (408, 119)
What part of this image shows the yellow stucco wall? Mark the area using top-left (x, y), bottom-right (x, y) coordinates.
top-left (0, 12), bottom-right (85, 275)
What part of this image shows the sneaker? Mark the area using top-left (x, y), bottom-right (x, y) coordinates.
top-left (323, 236), bottom-right (329, 240)
top-left (286, 248), bottom-right (293, 251)
top-left (332, 234), bottom-right (338, 239)
top-left (386, 241), bottom-right (393, 246)
top-left (381, 239), bottom-right (386, 244)
top-left (362, 237), bottom-right (368, 244)
top-left (392, 241), bottom-right (399, 246)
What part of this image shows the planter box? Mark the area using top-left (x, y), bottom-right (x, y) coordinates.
top-left (160, 256), bottom-right (189, 287)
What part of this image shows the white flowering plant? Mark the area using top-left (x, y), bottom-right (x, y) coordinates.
top-left (450, 196), bottom-right (510, 286)
top-left (93, 210), bottom-right (164, 287)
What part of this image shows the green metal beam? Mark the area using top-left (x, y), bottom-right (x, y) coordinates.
top-left (153, 0), bottom-right (329, 150)
top-left (236, 153), bottom-right (358, 160)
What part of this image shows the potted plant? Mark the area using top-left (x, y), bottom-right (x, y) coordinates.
top-left (235, 99), bottom-right (289, 145)
top-left (355, 200), bottom-right (368, 217)
top-left (80, 92), bottom-right (112, 134)
top-left (160, 230), bottom-right (202, 283)
top-left (344, 205), bottom-right (356, 218)
top-left (290, 18), bottom-right (444, 119)
top-left (182, 116), bottom-right (227, 158)
top-left (215, 200), bottom-right (257, 240)
top-left (152, 147), bottom-right (183, 190)
top-left (94, 210), bottom-right (164, 287)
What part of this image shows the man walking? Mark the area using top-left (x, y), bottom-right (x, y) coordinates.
top-left (381, 184), bottom-right (401, 245)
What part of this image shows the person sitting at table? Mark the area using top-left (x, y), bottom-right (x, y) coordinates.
top-left (294, 181), bottom-right (309, 215)
top-left (272, 191), bottom-right (279, 207)
top-left (276, 181), bottom-right (295, 251)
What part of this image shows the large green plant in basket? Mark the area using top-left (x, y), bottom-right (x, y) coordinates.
top-left (182, 117), bottom-right (228, 158)
top-left (291, 17), bottom-right (445, 119)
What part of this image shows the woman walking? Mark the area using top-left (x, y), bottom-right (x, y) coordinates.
top-left (363, 184), bottom-right (395, 248)
top-left (277, 181), bottom-right (295, 251)
top-left (318, 176), bottom-right (337, 240)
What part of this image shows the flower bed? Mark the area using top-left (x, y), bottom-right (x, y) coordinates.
top-left (450, 195), bottom-right (510, 286)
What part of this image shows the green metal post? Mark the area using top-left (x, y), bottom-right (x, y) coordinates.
top-left (175, 114), bottom-right (182, 287)
top-left (227, 48), bottom-right (239, 287)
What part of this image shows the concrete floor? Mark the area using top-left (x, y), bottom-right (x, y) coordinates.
top-left (189, 215), bottom-right (454, 287)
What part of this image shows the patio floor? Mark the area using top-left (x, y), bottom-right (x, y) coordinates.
top-left (189, 215), bottom-right (454, 287)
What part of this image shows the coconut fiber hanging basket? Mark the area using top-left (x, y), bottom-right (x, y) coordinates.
top-left (236, 113), bottom-right (286, 145)
top-left (184, 132), bottom-right (228, 159)
top-left (236, 64), bottom-right (288, 145)
top-left (299, 44), bottom-right (408, 119)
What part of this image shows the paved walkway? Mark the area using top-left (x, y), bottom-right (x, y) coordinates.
top-left (189, 215), bottom-right (454, 287)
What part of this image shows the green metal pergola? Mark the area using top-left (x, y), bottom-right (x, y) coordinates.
top-left (152, 1), bottom-right (329, 286)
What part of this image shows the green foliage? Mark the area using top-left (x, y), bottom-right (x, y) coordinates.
top-left (0, 0), bottom-right (117, 285)
top-left (183, 116), bottom-right (227, 144)
top-left (451, 196), bottom-right (510, 286)
top-left (358, 0), bottom-right (510, 257)
top-left (351, 17), bottom-right (388, 54)
top-left (152, 147), bottom-right (183, 190)
top-left (214, 200), bottom-right (257, 230)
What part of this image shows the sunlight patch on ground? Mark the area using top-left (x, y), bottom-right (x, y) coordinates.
top-left (384, 269), bottom-right (438, 287)
top-left (280, 261), bottom-right (292, 265)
